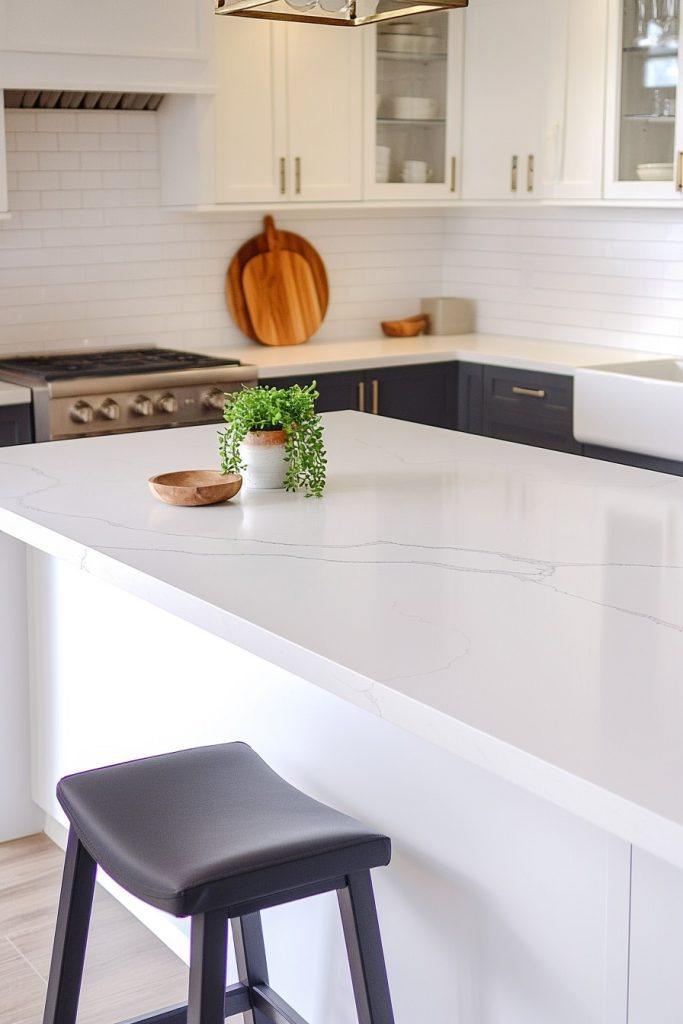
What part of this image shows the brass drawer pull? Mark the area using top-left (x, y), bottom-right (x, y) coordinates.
top-left (371, 378), bottom-right (379, 415)
top-left (279, 157), bottom-right (286, 195)
top-left (357, 380), bottom-right (366, 412)
top-left (450, 155), bottom-right (457, 193)
top-left (526, 153), bottom-right (534, 192)
top-left (512, 385), bottom-right (546, 399)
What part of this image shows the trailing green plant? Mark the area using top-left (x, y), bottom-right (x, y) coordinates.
top-left (219, 381), bottom-right (327, 497)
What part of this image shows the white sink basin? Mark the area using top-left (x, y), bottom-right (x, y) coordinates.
top-left (574, 359), bottom-right (683, 462)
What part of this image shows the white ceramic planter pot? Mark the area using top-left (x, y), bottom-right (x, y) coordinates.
top-left (240, 429), bottom-right (287, 489)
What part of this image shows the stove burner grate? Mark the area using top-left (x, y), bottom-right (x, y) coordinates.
top-left (0, 348), bottom-right (241, 382)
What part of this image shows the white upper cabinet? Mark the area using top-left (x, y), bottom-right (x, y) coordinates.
top-left (286, 25), bottom-right (362, 202)
top-left (214, 20), bottom-right (288, 205)
top-left (460, 0), bottom-right (558, 201)
top-left (363, 11), bottom-right (464, 200)
top-left (542, 0), bottom-right (609, 200)
top-left (214, 20), bottom-right (362, 204)
top-left (604, 0), bottom-right (682, 199)
top-left (0, 0), bottom-right (213, 92)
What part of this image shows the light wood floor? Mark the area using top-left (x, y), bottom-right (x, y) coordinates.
top-left (0, 833), bottom-right (189, 1024)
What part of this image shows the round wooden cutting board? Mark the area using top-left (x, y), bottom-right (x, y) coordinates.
top-left (225, 216), bottom-right (329, 345)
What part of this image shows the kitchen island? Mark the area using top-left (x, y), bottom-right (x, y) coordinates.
top-left (2, 412), bottom-right (683, 1024)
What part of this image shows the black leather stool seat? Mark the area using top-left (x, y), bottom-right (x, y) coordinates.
top-left (57, 742), bottom-right (391, 917)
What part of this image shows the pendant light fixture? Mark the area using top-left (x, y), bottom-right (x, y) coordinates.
top-left (215, 0), bottom-right (467, 28)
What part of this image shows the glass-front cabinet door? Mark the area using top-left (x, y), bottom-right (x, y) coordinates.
top-left (605, 0), bottom-right (682, 197)
top-left (363, 11), bottom-right (464, 199)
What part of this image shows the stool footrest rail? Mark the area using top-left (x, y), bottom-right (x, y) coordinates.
top-left (116, 981), bottom-right (308, 1024)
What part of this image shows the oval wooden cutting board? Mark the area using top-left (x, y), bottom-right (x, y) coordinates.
top-left (225, 216), bottom-right (328, 345)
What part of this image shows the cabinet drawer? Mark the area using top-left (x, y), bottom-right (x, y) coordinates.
top-left (482, 366), bottom-right (581, 454)
top-left (0, 404), bottom-right (33, 446)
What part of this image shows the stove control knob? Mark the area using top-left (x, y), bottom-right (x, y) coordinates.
top-left (156, 393), bottom-right (178, 415)
top-left (131, 395), bottom-right (154, 417)
top-left (203, 387), bottom-right (226, 411)
top-left (99, 398), bottom-right (120, 421)
top-left (70, 400), bottom-right (94, 425)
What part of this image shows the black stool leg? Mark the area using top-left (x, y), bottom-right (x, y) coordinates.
top-left (43, 827), bottom-right (97, 1024)
top-left (187, 910), bottom-right (228, 1024)
top-left (231, 913), bottom-right (269, 1024)
top-left (338, 871), bottom-right (395, 1024)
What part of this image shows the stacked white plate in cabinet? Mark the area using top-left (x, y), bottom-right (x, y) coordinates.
top-left (378, 34), bottom-right (441, 54)
top-left (390, 96), bottom-right (438, 119)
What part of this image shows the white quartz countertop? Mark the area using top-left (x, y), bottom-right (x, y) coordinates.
top-left (194, 333), bottom-right (666, 378)
top-left (2, 414), bottom-right (683, 866)
top-left (0, 381), bottom-right (31, 407)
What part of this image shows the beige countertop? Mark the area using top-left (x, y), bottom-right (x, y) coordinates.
top-left (191, 333), bottom-right (666, 379)
top-left (0, 381), bottom-right (31, 407)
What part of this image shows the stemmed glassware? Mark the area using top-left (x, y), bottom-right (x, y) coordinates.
top-left (635, 0), bottom-right (679, 47)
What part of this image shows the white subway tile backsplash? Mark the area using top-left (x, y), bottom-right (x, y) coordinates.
top-left (76, 112), bottom-right (122, 133)
top-left (117, 112), bottom-right (157, 133)
top-left (7, 152), bottom-right (39, 172)
top-left (445, 208), bottom-right (683, 355)
top-left (35, 112), bottom-right (78, 133)
top-left (38, 151), bottom-right (81, 171)
top-left (41, 191), bottom-right (83, 210)
top-left (59, 170), bottom-right (104, 190)
top-left (15, 132), bottom-right (58, 152)
top-left (5, 112), bottom-right (36, 133)
top-left (58, 133), bottom-right (100, 152)
top-left (100, 132), bottom-right (141, 152)
top-left (119, 152), bottom-right (158, 171)
top-left (81, 152), bottom-right (122, 171)
top-left (18, 171), bottom-right (60, 191)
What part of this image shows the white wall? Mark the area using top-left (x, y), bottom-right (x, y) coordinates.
top-left (0, 108), bottom-right (446, 356)
top-left (4, 106), bottom-right (683, 359)
top-left (444, 206), bottom-right (683, 356)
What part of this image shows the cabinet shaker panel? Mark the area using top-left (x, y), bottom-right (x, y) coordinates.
top-left (286, 26), bottom-right (362, 202)
top-left (214, 19), bottom-right (287, 205)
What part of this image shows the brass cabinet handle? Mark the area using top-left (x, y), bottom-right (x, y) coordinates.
top-left (371, 378), bottom-right (379, 415)
top-left (526, 153), bottom-right (534, 193)
top-left (677, 151), bottom-right (683, 192)
top-left (511, 155), bottom-right (518, 193)
top-left (512, 385), bottom-right (546, 399)
top-left (279, 157), bottom-right (286, 195)
top-left (357, 380), bottom-right (366, 412)
top-left (450, 155), bottom-right (457, 193)
top-left (295, 156), bottom-right (301, 194)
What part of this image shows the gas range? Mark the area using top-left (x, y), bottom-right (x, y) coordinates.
top-left (0, 347), bottom-right (257, 441)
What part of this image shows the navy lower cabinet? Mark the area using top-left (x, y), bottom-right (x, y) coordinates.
top-left (458, 362), bottom-right (582, 456)
top-left (584, 443), bottom-right (683, 477)
top-left (0, 404), bottom-right (33, 446)
top-left (263, 362), bottom-right (458, 430)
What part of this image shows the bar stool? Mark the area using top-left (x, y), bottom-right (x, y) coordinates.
top-left (43, 742), bottom-right (394, 1024)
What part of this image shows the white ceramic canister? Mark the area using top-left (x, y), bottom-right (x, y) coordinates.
top-left (240, 429), bottom-right (288, 489)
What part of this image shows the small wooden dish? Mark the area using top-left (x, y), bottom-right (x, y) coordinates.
top-left (380, 314), bottom-right (430, 338)
top-left (148, 470), bottom-right (242, 507)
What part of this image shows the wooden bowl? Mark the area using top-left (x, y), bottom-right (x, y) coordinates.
top-left (380, 314), bottom-right (430, 338)
top-left (148, 470), bottom-right (242, 507)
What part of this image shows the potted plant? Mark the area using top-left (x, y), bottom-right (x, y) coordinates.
top-left (219, 382), bottom-right (326, 497)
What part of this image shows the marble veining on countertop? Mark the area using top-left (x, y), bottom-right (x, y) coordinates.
top-left (1, 413), bottom-right (683, 865)
top-left (188, 332), bottom-right (669, 377)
